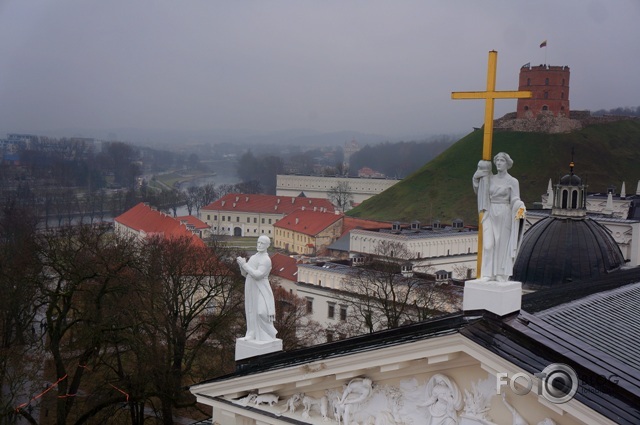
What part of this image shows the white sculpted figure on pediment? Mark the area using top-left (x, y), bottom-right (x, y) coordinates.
top-left (420, 373), bottom-right (463, 425)
top-left (461, 377), bottom-right (495, 423)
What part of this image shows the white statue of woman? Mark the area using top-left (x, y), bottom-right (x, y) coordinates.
top-left (472, 152), bottom-right (526, 282)
top-left (237, 235), bottom-right (277, 341)
top-left (420, 374), bottom-right (463, 425)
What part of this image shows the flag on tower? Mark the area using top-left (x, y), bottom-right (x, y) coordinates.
top-left (539, 40), bottom-right (547, 48)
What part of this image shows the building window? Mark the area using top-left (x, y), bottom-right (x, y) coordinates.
top-left (222, 216), bottom-right (225, 221)
top-left (236, 217), bottom-right (240, 222)
top-left (326, 330), bottom-right (334, 343)
top-left (542, 105), bottom-right (549, 111)
top-left (227, 216), bottom-right (231, 221)
top-left (247, 217), bottom-right (250, 223)
top-left (306, 298), bottom-right (313, 314)
top-left (544, 91), bottom-right (549, 99)
top-left (269, 219), bottom-right (272, 224)
top-left (207, 215), bottom-right (211, 220)
top-left (254, 218), bottom-right (257, 223)
top-left (545, 78), bottom-right (549, 85)
top-left (527, 78), bottom-right (530, 86)
top-left (328, 303), bottom-right (335, 319)
top-left (262, 218), bottom-right (265, 224)
top-left (318, 279), bottom-right (322, 286)
top-left (340, 306), bottom-right (347, 321)
top-left (561, 92), bottom-right (564, 99)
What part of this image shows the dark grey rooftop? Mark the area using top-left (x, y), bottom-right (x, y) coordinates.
top-left (536, 282), bottom-right (640, 372)
top-left (326, 232), bottom-right (351, 252)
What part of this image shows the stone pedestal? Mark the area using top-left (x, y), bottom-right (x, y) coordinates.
top-left (235, 338), bottom-right (283, 361)
top-left (463, 279), bottom-right (522, 316)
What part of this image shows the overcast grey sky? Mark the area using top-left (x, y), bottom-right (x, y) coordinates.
top-left (1, 0), bottom-right (639, 140)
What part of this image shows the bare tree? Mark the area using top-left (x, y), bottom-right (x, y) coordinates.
top-left (327, 181), bottom-right (354, 212)
top-left (128, 235), bottom-right (244, 424)
top-left (0, 205), bottom-right (42, 424)
top-left (32, 224), bottom-right (140, 425)
top-left (340, 241), bottom-right (455, 334)
top-left (272, 284), bottom-right (324, 350)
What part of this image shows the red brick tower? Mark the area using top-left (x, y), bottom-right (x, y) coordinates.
top-left (516, 64), bottom-right (570, 118)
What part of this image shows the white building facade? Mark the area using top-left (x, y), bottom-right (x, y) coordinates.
top-left (276, 175), bottom-right (400, 207)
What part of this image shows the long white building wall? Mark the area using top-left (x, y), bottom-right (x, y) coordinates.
top-left (276, 175), bottom-right (400, 206)
top-left (349, 229), bottom-right (478, 260)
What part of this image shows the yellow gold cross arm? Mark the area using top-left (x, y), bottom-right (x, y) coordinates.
top-left (451, 51), bottom-right (532, 161)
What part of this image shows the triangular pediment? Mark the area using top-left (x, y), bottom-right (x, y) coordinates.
top-left (191, 330), bottom-right (611, 425)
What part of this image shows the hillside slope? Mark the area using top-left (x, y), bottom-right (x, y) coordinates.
top-left (347, 120), bottom-right (640, 225)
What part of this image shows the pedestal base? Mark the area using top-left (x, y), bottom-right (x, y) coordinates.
top-left (463, 279), bottom-right (522, 316)
top-left (235, 338), bottom-right (283, 361)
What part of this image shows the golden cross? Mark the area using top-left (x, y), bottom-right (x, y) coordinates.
top-left (452, 50), bottom-right (532, 160)
top-left (451, 50), bottom-right (532, 277)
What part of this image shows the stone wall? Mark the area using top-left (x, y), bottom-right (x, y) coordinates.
top-left (494, 112), bottom-right (640, 134)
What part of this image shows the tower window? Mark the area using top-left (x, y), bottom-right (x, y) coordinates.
top-left (561, 92), bottom-right (564, 99)
top-left (545, 78), bottom-right (549, 85)
top-left (544, 91), bottom-right (549, 99)
top-left (524, 106), bottom-right (529, 111)
top-left (527, 78), bottom-right (531, 86)
top-left (542, 105), bottom-right (549, 111)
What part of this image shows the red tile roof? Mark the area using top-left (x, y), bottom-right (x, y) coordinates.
top-left (270, 253), bottom-right (299, 282)
top-left (176, 215), bottom-right (210, 230)
top-left (115, 203), bottom-right (205, 247)
top-left (202, 193), bottom-right (335, 215)
top-left (341, 216), bottom-right (391, 236)
top-left (273, 209), bottom-right (343, 236)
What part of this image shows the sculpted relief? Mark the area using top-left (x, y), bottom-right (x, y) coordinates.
top-left (232, 373), bottom-right (558, 425)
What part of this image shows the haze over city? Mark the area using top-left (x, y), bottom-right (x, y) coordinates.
top-left (1, 0), bottom-right (639, 142)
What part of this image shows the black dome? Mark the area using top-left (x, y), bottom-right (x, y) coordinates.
top-left (513, 216), bottom-right (625, 288)
top-left (559, 173), bottom-right (582, 185)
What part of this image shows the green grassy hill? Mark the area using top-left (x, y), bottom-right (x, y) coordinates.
top-left (347, 120), bottom-right (640, 225)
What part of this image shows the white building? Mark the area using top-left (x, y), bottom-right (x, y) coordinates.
top-left (347, 223), bottom-right (478, 278)
top-left (200, 193), bottom-right (334, 237)
top-left (276, 175), bottom-right (400, 207)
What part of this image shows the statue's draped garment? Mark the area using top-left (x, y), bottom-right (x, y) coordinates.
top-left (242, 252), bottom-right (277, 341)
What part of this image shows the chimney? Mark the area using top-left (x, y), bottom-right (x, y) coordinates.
top-left (291, 197), bottom-right (295, 204)
top-left (295, 218), bottom-right (299, 225)
top-left (221, 201), bottom-right (225, 207)
top-left (245, 196), bottom-right (249, 202)
top-left (235, 196), bottom-right (239, 202)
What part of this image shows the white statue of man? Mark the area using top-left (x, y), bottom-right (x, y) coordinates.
top-left (237, 235), bottom-right (277, 341)
top-left (472, 152), bottom-right (526, 281)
